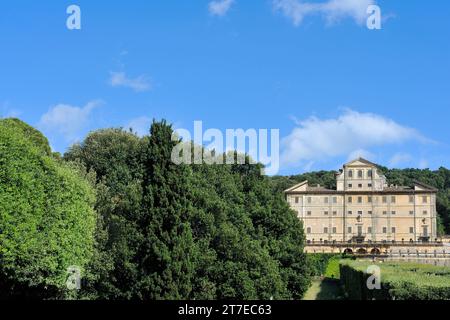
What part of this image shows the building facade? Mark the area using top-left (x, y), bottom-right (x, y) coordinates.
top-left (285, 158), bottom-right (438, 244)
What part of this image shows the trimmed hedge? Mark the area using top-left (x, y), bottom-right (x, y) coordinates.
top-left (308, 254), bottom-right (341, 278)
top-left (340, 260), bottom-right (450, 300)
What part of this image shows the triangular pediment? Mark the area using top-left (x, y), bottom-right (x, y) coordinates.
top-left (284, 181), bottom-right (308, 193)
top-left (344, 158), bottom-right (379, 168)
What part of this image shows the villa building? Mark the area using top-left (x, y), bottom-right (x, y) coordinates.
top-left (284, 158), bottom-right (438, 245)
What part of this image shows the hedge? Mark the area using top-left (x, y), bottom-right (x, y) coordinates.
top-left (308, 254), bottom-right (341, 278)
top-left (340, 260), bottom-right (450, 300)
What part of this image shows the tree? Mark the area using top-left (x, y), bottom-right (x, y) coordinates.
top-left (65, 128), bottom-right (146, 299)
top-left (0, 119), bottom-right (96, 298)
top-left (138, 120), bottom-right (199, 299)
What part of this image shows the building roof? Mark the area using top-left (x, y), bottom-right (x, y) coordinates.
top-left (413, 180), bottom-right (438, 192)
top-left (283, 181), bottom-right (307, 193)
top-left (383, 186), bottom-right (413, 192)
top-left (306, 185), bottom-right (333, 192)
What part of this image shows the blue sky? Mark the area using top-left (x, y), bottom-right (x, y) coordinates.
top-left (0, 0), bottom-right (449, 175)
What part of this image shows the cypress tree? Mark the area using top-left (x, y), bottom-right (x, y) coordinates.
top-left (138, 120), bottom-right (198, 299)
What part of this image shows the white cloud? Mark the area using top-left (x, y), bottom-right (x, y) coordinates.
top-left (125, 116), bottom-right (152, 137)
top-left (209, 0), bottom-right (235, 17)
top-left (38, 100), bottom-right (102, 142)
top-left (281, 109), bottom-right (428, 168)
top-left (389, 152), bottom-right (413, 167)
top-left (109, 72), bottom-right (152, 92)
top-left (273, 0), bottom-right (376, 26)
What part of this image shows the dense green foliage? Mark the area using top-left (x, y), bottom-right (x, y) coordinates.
top-left (307, 254), bottom-right (344, 280)
top-left (65, 121), bottom-right (310, 300)
top-left (340, 260), bottom-right (450, 300)
top-left (138, 121), bottom-right (199, 299)
top-left (307, 254), bottom-right (340, 277)
top-left (189, 158), bottom-right (310, 299)
top-left (270, 167), bottom-right (450, 235)
top-left (0, 119), bottom-right (97, 299)
top-left (65, 128), bottom-right (145, 299)
top-left (0, 118), bottom-right (52, 156)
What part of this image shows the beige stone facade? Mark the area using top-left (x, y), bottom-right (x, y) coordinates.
top-left (285, 158), bottom-right (438, 244)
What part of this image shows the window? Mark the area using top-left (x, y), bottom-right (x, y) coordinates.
top-left (358, 197), bottom-right (363, 203)
top-left (348, 211), bottom-right (353, 215)
top-left (348, 184), bottom-right (353, 188)
top-left (324, 197), bottom-right (328, 204)
top-left (332, 227), bottom-right (337, 234)
top-left (368, 183), bottom-right (373, 188)
top-left (307, 197), bottom-right (312, 204)
top-left (409, 227), bottom-right (414, 234)
top-left (368, 196), bottom-right (373, 203)
top-left (392, 227), bottom-right (396, 234)
top-left (391, 196), bottom-right (396, 203)
top-left (307, 211), bottom-right (312, 216)
top-left (348, 170), bottom-right (353, 178)
top-left (423, 210), bottom-right (428, 215)
top-left (368, 170), bottom-right (373, 178)
top-left (383, 227), bottom-right (387, 234)
top-left (368, 211), bottom-right (373, 215)
top-left (358, 170), bottom-right (363, 178)
top-left (409, 195), bottom-right (414, 203)
top-left (382, 196), bottom-right (387, 203)
top-left (383, 211), bottom-right (387, 215)
top-left (348, 227), bottom-right (352, 233)
top-left (332, 211), bottom-right (337, 216)
top-left (358, 211), bottom-right (363, 215)
top-left (295, 197), bottom-right (299, 204)
top-left (307, 227), bottom-right (311, 234)
top-left (392, 211), bottom-right (396, 215)
top-left (422, 196), bottom-right (428, 204)
top-left (368, 227), bottom-right (372, 234)
top-left (324, 227), bottom-right (329, 234)
top-left (324, 211), bottom-right (329, 216)
top-left (333, 197), bottom-right (337, 204)
top-left (358, 184), bottom-right (363, 188)
top-left (348, 197), bottom-right (353, 203)
top-left (409, 211), bottom-right (414, 215)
